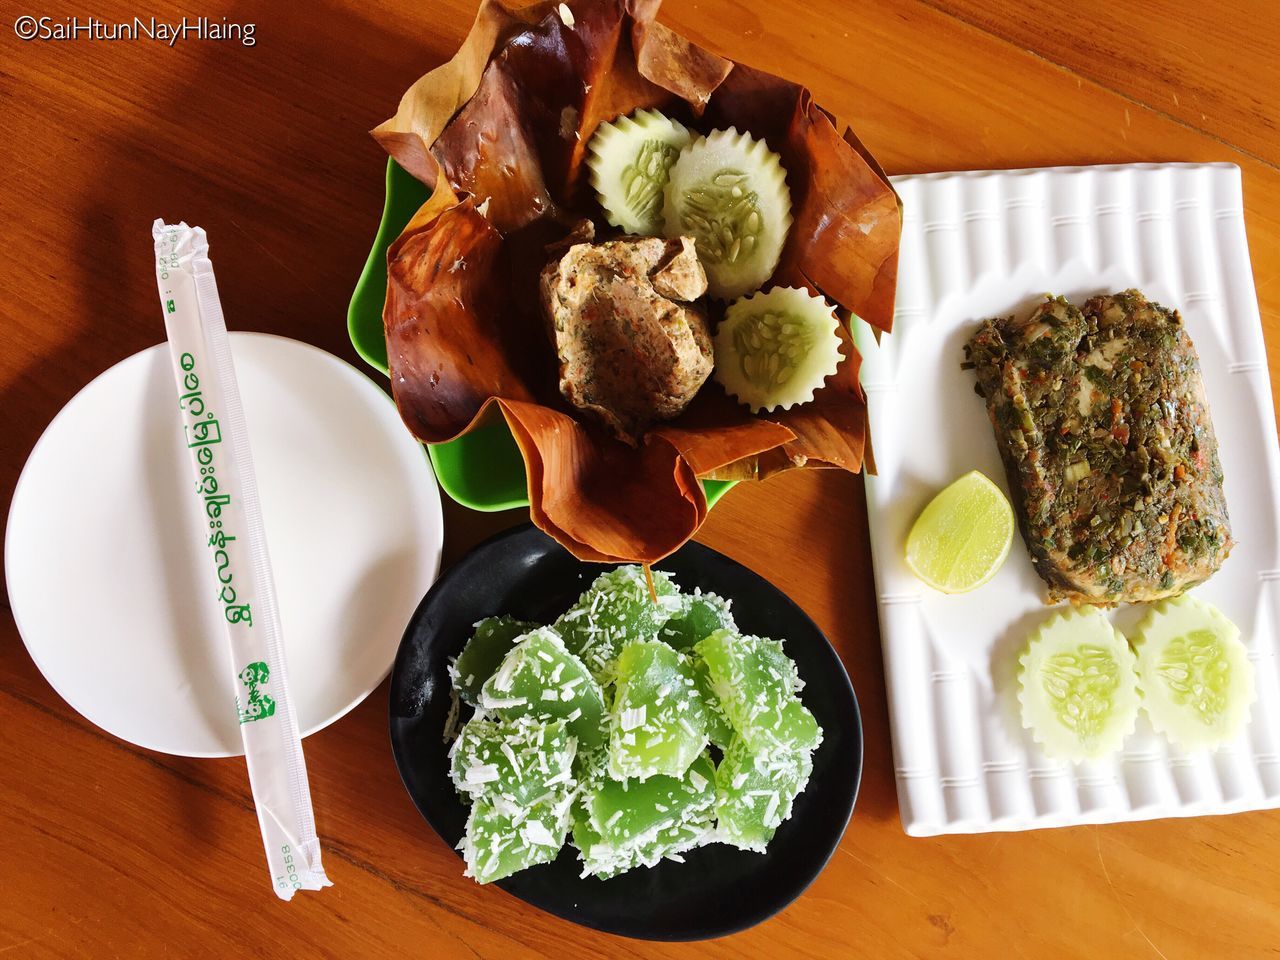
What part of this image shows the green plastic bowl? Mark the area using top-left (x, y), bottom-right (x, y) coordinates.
top-left (347, 158), bottom-right (735, 512)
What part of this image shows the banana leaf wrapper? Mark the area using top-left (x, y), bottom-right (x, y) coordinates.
top-left (374, 0), bottom-right (901, 563)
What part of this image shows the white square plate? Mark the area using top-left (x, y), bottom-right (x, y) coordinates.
top-left (856, 163), bottom-right (1280, 836)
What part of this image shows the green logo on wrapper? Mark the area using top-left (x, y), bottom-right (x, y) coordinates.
top-left (237, 661), bottom-right (276, 724)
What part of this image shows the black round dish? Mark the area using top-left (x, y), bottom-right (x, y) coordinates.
top-left (388, 523), bottom-right (862, 941)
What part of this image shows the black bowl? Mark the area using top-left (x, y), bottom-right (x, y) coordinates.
top-left (388, 524), bottom-right (862, 941)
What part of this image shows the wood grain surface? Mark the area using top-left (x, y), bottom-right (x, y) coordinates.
top-left (2, 0), bottom-right (1279, 957)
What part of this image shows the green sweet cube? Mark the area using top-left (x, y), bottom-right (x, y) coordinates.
top-left (461, 797), bottom-right (571, 884)
top-left (452, 615), bottom-right (537, 705)
top-left (555, 566), bottom-right (682, 681)
top-left (773, 698), bottom-right (822, 751)
top-left (590, 751), bottom-right (716, 846)
top-left (449, 715), bottom-right (576, 806)
top-left (571, 753), bottom-right (717, 878)
top-left (658, 590), bottom-right (736, 651)
top-left (607, 641), bottom-right (708, 781)
top-left (572, 809), bottom-right (715, 879)
top-left (715, 739), bottom-right (814, 853)
top-left (695, 629), bottom-right (822, 751)
top-left (479, 627), bottom-right (607, 748)
top-left (690, 654), bottom-right (734, 748)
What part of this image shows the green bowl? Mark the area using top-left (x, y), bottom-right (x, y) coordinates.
top-left (347, 158), bottom-right (735, 512)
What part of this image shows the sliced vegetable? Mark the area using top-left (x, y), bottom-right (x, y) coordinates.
top-left (662, 127), bottom-right (792, 299)
top-left (588, 109), bottom-right (694, 236)
top-left (608, 640), bottom-right (708, 781)
top-left (713, 286), bottom-right (843, 413)
top-left (452, 615), bottom-right (537, 705)
top-left (478, 627), bottom-right (607, 748)
top-left (1133, 595), bottom-right (1254, 748)
top-left (1018, 608), bottom-right (1140, 761)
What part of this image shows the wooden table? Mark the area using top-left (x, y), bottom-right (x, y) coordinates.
top-left (3, 0), bottom-right (1279, 956)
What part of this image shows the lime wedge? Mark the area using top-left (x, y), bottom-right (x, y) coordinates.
top-left (905, 470), bottom-right (1014, 594)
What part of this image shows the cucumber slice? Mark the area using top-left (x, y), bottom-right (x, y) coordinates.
top-left (713, 286), bottom-right (843, 413)
top-left (662, 127), bottom-right (792, 299)
top-left (1018, 608), bottom-right (1139, 762)
top-left (588, 109), bottom-right (693, 235)
top-left (1133, 595), bottom-right (1254, 749)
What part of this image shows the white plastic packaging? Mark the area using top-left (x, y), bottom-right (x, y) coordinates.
top-left (152, 220), bottom-right (330, 900)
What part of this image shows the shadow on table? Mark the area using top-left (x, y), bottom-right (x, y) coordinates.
top-left (809, 471), bottom-right (902, 827)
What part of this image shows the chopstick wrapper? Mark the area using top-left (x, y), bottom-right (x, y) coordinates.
top-left (152, 220), bottom-right (331, 900)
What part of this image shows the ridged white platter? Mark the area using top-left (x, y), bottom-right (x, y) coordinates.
top-left (856, 163), bottom-right (1280, 836)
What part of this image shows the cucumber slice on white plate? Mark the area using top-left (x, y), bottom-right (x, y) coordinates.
top-left (1133, 595), bottom-right (1254, 749)
top-left (1018, 608), bottom-right (1140, 762)
top-left (713, 286), bottom-right (842, 413)
top-left (662, 127), bottom-right (792, 299)
top-left (587, 109), bottom-right (693, 235)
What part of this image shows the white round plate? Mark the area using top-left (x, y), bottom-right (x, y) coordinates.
top-left (6, 333), bottom-right (443, 757)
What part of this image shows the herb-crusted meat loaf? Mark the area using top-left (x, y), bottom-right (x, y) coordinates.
top-left (965, 290), bottom-right (1232, 604)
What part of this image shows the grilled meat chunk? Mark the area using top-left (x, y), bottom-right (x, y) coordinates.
top-left (541, 236), bottom-right (713, 444)
top-left (966, 290), bottom-right (1231, 605)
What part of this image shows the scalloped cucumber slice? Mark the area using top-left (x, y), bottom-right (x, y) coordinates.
top-left (1133, 595), bottom-right (1254, 749)
top-left (452, 615), bottom-right (537, 705)
top-left (713, 286), bottom-right (843, 413)
top-left (662, 127), bottom-right (791, 299)
top-left (1018, 608), bottom-right (1139, 762)
top-left (588, 109), bottom-right (693, 235)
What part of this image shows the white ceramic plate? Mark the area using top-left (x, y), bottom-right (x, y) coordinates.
top-left (6, 333), bottom-right (443, 757)
top-left (857, 163), bottom-right (1280, 836)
